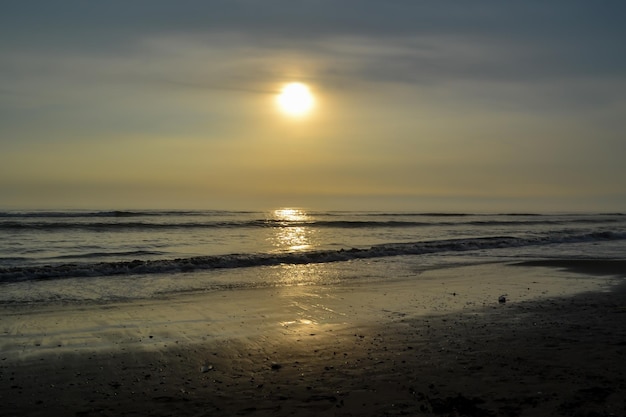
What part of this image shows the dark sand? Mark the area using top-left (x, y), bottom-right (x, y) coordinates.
top-left (1, 260), bottom-right (625, 416)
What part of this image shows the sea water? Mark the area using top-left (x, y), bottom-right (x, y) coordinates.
top-left (1, 209), bottom-right (624, 303)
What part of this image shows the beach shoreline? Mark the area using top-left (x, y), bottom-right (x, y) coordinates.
top-left (1, 260), bottom-right (625, 416)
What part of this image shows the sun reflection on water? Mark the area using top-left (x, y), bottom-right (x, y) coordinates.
top-left (270, 208), bottom-right (313, 252)
top-left (273, 208), bottom-right (308, 222)
top-left (268, 209), bottom-right (336, 335)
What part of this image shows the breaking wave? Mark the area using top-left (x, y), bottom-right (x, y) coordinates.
top-left (2, 230), bottom-right (624, 282)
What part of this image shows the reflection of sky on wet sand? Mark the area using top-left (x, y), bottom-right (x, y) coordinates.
top-left (277, 283), bottom-right (348, 339)
top-left (269, 208), bottom-right (314, 252)
top-left (271, 261), bottom-right (347, 337)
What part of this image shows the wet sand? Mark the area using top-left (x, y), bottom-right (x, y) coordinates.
top-left (1, 260), bottom-right (625, 416)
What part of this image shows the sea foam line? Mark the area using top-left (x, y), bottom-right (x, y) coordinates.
top-left (1, 231), bottom-right (624, 282)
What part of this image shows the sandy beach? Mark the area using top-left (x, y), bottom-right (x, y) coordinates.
top-left (1, 260), bottom-right (625, 416)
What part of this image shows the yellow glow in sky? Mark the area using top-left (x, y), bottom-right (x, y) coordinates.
top-left (1, 3), bottom-right (625, 212)
top-left (276, 82), bottom-right (315, 117)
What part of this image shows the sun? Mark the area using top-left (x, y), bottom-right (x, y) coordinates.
top-left (276, 82), bottom-right (315, 117)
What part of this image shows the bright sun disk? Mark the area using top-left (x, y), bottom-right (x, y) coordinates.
top-left (277, 82), bottom-right (314, 117)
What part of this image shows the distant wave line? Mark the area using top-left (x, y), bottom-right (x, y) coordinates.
top-left (48, 250), bottom-right (166, 260)
top-left (0, 210), bottom-right (255, 218)
top-left (0, 217), bottom-right (623, 231)
top-left (1, 210), bottom-right (623, 220)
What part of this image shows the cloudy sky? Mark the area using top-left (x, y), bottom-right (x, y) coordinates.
top-left (1, 1), bottom-right (625, 211)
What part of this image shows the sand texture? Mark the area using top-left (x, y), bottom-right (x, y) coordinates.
top-left (1, 261), bottom-right (625, 416)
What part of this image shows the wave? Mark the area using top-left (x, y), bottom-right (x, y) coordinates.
top-left (2, 210), bottom-right (623, 219)
top-left (315, 211), bottom-right (624, 217)
top-left (1, 217), bottom-right (623, 231)
top-left (2, 230), bottom-right (624, 282)
top-left (0, 210), bottom-right (253, 219)
top-left (1, 219), bottom-right (442, 230)
top-left (48, 250), bottom-right (166, 260)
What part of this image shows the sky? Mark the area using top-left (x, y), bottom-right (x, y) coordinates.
top-left (1, 1), bottom-right (625, 212)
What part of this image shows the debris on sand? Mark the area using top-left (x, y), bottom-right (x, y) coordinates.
top-left (200, 364), bottom-right (213, 373)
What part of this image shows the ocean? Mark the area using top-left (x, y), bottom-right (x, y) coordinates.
top-left (1, 209), bottom-right (625, 304)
